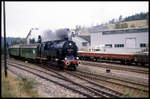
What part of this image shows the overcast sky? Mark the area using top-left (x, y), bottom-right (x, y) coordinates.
top-left (1, 1), bottom-right (148, 38)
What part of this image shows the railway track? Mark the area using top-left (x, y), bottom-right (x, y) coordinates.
top-left (74, 70), bottom-right (148, 91)
top-left (81, 61), bottom-right (149, 74)
top-left (3, 59), bottom-right (149, 97)
top-left (3, 59), bottom-right (123, 98)
top-left (44, 63), bottom-right (124, 98)
top-left (66, 70), bottom-right (149, 97)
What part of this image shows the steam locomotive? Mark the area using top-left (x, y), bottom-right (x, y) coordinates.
top-left (9, 39), bottom-right (79, 70)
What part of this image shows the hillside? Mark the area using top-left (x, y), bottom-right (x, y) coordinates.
top-left (107, 19), bottom-right (148, 29)
top-left (77, 19), bottom-right (148, 35)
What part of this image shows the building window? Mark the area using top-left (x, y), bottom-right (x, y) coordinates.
top-left (114, 44), bottom-right (124, 48)
top-left (82, 42), bottom-right (88, 46)
top-left (95, 49), bottom-right (100, 51)
top-left (102, 27), bottom-right (148, 35)
top-left (105, 44), bottom-right (112, 48)
top-left (140, 43), bottom-right (146, 48)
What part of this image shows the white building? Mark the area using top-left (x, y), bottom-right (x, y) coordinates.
top-left (90, 27), bottom-right (149, 54)
top-left (72, 36), bottom-right (90, 51)
top-left (70, 29), bottom-right (90, 51)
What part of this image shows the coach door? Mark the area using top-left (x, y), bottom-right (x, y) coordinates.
top-left (125, 38), bottom-right (136, 48)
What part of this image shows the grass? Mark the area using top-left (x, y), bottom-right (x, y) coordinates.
top-left (123, 88), bottom-right (135, 98)
top-left (1, 70), bottom-right (40, 97)
top-left (18, 77), bottom-right (39, 97)
top-left (122, 88), bottom-right (148, 98)
top-left (2, 79), bottom-right (14, 97)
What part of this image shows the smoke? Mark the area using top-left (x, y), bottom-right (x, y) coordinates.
top-left (55, 28), bottom-right (70, 40)
top-left (29, 28), bottom-right (70, 42)
top-left (41, 29), bottom-right (58, 42)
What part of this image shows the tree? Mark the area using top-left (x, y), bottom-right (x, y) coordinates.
top-left (146, 12), bottom-right (149, 25)
top-left (19, 39), bottom-right (25, 44)
top-left (119, 15), bottom-right (123, 22)
top-left (11, 40), bottom-right (19, 45)
top-left (38, 35), bottom-right (42, 43)
top-left (30, 38), bottom-right (35, 44)
top-left (109, 18), bottom-right (115, 24)
top-left (123, 12), bottom-right (148, 22)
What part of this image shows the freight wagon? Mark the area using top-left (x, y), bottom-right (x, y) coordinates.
top-left (78, 51), bottom-right (149, 66)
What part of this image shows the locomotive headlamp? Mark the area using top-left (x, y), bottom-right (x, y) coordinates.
top-left (69, 43), bottom-right (72, 46)
top-left (65, 57), bottom-right (67, 60)
top-left (76, 57), bottom-right (79, 60)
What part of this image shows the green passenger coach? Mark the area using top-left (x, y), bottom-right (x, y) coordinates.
top-left (9, 44), bottom-right (20, 57)
top-left (9, 44), bottom-right (40, 60)
top-left (20, 44), bottom-right (39, 60)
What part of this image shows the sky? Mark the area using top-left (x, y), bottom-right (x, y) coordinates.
top-left (1, 1), bottom-right (149, 38)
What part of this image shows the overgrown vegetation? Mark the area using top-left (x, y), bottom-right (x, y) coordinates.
top-left (123, 88), bottom-right (135, 98)
top-left (112, 12), bottom-right (148, 29)
top-left (115, 22), bottom-right (128, 29)
top-left (18, 77), bottom-right (39, 97)
top-left (122, 88), bottom-right (147, 98)
top-left (2, 79), bottom-right (14, 97)
top-left (2, 71), bottom-right (40, 97)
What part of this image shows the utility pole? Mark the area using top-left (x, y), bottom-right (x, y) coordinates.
top-left (3, 1), bottom-right (7, 77)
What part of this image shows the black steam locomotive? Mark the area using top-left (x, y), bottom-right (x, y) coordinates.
top-left (9, 39), bottom-right (80, 70)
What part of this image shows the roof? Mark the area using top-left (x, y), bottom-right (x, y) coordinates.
top-left (91, 26), bottom-right (148, 33)
top-left (72, 37), bottom-right (89, 43)
top-left (78, 35), bottom-right (90, 43)
top-left (88, 25), bottom-right (109, 33)
top-left (9, 44), bottom-right (40, 48)
top-left (20, 44), bottom-right (40, 48)
top-left (9, 44), bottom-right (21, 48)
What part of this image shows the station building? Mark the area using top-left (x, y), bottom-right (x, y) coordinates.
top-left (90, 27), bottom-right (149, 54)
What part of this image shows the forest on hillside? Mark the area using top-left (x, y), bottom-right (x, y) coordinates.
top-left (108, 12), bottom-right (148, 24)
top-left (123, 12), bottom-right (148, 22)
